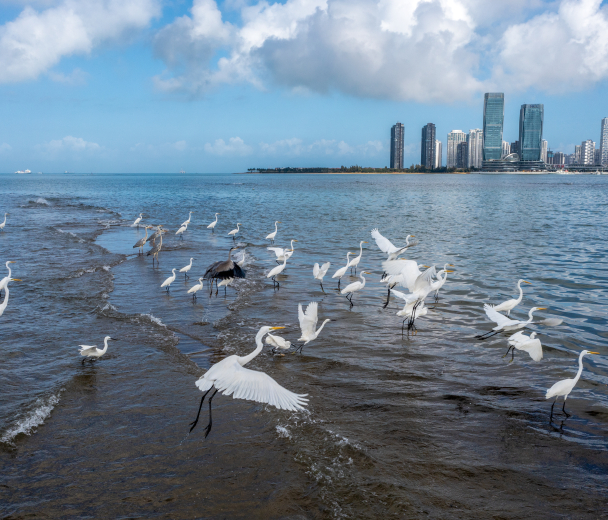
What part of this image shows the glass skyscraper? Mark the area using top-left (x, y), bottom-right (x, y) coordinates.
top-left (519, 104), bottom-right (544, 162)
top-left (390, 123), bottom-right (404, 169)
top-left (482, 93), bottom-right (504, 161)
top-left (421, 123), bottom-right (436, 169)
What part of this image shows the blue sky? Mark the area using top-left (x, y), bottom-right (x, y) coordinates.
top-left (0, 0), bottom-right (607, 173)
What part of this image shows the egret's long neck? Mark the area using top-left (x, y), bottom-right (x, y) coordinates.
top-left (1, 215), bottom-right (5, 226)
top-left (6, 264), bottom-right (11, 278)
top-left (526, 308), bottom-right (536, 324)
top-left (239, 330), bottom-right (265, 366)
top-left (516, 281), bottom-right (524, 302)
top-left (359, 273), bottom-right (366, 286)
top-left (275, 222), bottom-right (278, 232)
top-left (405, 236), bottom-right (411, 246)
top-left (358, 242), bottom-right (363, 256)
top-left (215, 215), bottom-right (218, 223)
top-left (100, 338), bottom-right (109, 354)
top-left (1, 286), bottom-right (8, 307)
top-left (573, 352), bottom-right (586, 384)
top-left (290, 240), bottom-right (295, 250)
top-left (315, 319), bottom-right (331, 337)
top-left (346, 253), bottom-right (351, 265)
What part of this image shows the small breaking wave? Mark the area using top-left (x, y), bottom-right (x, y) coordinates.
top-left (1, 392), bottom-right (62, 446)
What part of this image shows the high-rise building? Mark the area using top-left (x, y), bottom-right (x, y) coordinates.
top-left (456, 142), bottom-right (468, 169)
top-left (467, 129), bottom-right (483, 168)
top-left (574, 145), bottom-right (581, 164)
top-left (595, 149), bottom-right (601, 166)
top-left (510, 141), bottom-right (520, 158)
top-left (447, 130), bottom-right (467, 168)
top-left (482, 93), bottom-right (504, 161)
top-left (600, 117), bottom-right (608, 166)
top-left (565, 154), bottom-right (576, 165)
top-left (421, 123), bottom-right (436, 169)
top-left (390, 123), bottom-right (404, 169)
top-left (553, 152), bottom-right (565, 165)
top-left (519, 104), bottom-right (544, 161)
top-left (435, 140), bottom-right (442, 168)
top-left (581, 140), bottom-right (595, 165)
top-left (541, 139), bottom-right (548, 162)
top-left (547, 150), bottom-right (554, 164)
top-left (501, 141), bottom-right (510, 158)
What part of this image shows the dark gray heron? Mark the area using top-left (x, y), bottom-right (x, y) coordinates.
top-left (203, 247), bottom-right (246, 295)
top-left (147, 226), bottom-right (166, 267)
top-left (133, 226), bottom-right (153, 255)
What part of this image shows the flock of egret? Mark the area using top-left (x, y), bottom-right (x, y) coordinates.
top-left (0, 208), bottom-right (601, 438)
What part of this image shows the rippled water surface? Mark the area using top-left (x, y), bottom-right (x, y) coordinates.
top-left (1, 173), bottom-right (608, 519)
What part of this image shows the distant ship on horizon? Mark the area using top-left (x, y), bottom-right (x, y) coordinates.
top-left (15, 169), bottom-right (31, 174)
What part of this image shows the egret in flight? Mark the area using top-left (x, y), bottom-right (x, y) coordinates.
top-left (332, 252), bottom-right (353, 289)
top-left (266, 221), bottom-right (281, 244)
top-left (477, 305), bottom-right (546, 340)
top-left (267, 257), bottom-right (287, 289)
top-left (0, 261), bottom-right (21, 298)
top-left (313, 262), bottom-right (331, 292)
top-left (295, 302), bottom-right (331, 354)
top-left (0, 213), bottom-right (9, 232)
top-left (265, 333), bottom-right (291, 355)
top-left (189, 326), bottom-right (307, 438)
top-left (380, 257), bottom-right (427, 307)
top-left (207, 213), bottom-right (219, 232)
top-left (181, 211), bottom-right (193, 227)
top-left (131, 213), bottom-right (143, 228)
top-left (161, 268), bottom-right (177, 292)
top-left (546, 350), bottom-right (599, 419)
top-left (227, 223), bottom-right (241, 240)
top-left (491, 279), bottom-right (531, 316)
top-left (392, 290), bottom-right (428, 335)
top-left (371, 229), bottom-right (416, 260)
top-left (348, 241), bottom-right (368, 275)
top-left (504, 331), bottom-right (543, 362)
top-left (187, 278), bottom-right (204, 300)
top-left (203, 247), bottom-right (246, 296)
top-left (176, 222), bottom-right (188, 239)
top-left (133, 226), bottom-right (153, 255)
top-left (180, 258), bottom-right (193, 279)
top-left (268, 240), bottom-right (297, 264)
top-left (78, 336), bottom-right (117, 364)
top-left (341, 271), bottom-right (369, 307)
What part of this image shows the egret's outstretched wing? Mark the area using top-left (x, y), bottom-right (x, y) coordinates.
top-left (78, 345), bottom-right (97, 355)
top-left (371, 228), bottom-right (395, 253)
top-left (508, 331), bottom-right (526, 345)
top-left (313, 263), bottom-right (320, 278)
top-left (267, 247), bottom-right (284, 258)
top-left (212, 358), bottom-right (308, 411)
top-left (538, 318), bottom-right (563, 327)
top-left (414, 266), bottom-right (436, 292)
top-left (391, 289), bottom-right (409, 302)
top-left (520, 339), bottom-right (543, 361)
top-left (299, 302), bottom-right (318, 337)
top-left (320, 262), bottom-right (331, 276)
top-left (484, 304), bottom-right (514, 328)
top-left (382, 259), bottom-right (418, 277)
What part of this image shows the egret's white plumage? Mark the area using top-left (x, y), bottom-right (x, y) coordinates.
top-left (381, 258), bottom-right (425, 292)
top-left (341, 271), bottom-right (369, 306)
top-left (267, 257), bottom-right (287, 288)
top-left (227, 223), bottom-right (241, 239)
top-left (506, 331), bottom-right (543, 362)
top-left (266, 221), bottom-right (281, 243)
top-left (332, 252), bottom-right (353, 288)
top-left (429, 265), bottom-right (454, 300)
top-left (131, 213), bottom-right (143, 227)
top-left (190, 326), bottom-right (307, 437)
top-left (181, 211), bottom-right (193, 227)
top-left (313, 262), bottom-right (331, 291)
top-left (207, 213), bottom-right (219, 231)
top-left (217, 277), bottom-right (234, 295)
top-left (161, 268), bottom-right (177, 291)
top-left (348, 241), bottom-right (368, 274)
top-left (187, 278), bottom-right (204, 299)
top-left (265, 333), bottom-right (291, 354)
top-left (180, 258), bottom-right (193, 279)
top-left (492, 279), bottom-right (531, 316)
top-left (78, 336), bottom-right (116, 361)
top-left (0, 213), bottom-right (9, 232)
top-left (268, 240), bottom-right (297, 263)
top-left (0, 261), bottom-right (21, 297)
top-left (479, 305), bottom-right (546, 338)
top-left (176, 222), bottom-right (188, 237)
top-left (297, 302), bottom-right (331, 350)
top-left (371, 229), bottom-right (416, 260)
top-left (0, 285), bottom-right (10, 317)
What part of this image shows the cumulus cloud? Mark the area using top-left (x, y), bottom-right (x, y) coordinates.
top-left (204, 137), bottom-right (253, 155)
top-left (259, 137), bottom-right (383, 156)
top-left (0, 0), bottom-right (161, 83)
top-left (44, 136), bottom-right (101, 151)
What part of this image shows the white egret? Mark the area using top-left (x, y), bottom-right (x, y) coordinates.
top-left (189, 326), bottom-right (307, 438)
top-left (393, 294), bottom-right (428, 335)
top-left (371, 229), bottom-right (416, 260)
top-left (268, 240), bottom-right (297, 264)
top-left (203, 247), bottom-right (246, 296)
top-left (332, 252), bottom-right (353, 289)
top-left (78, 336), bottom-right (117, 363)
top-left (267, 257), bottom-right (287, 289)
top-left (187, 278), bottom-right (205, 300)
top-left (227, 223), bottom-right (241, 240)
top-left (233, 249), bottom-right (247, 267)
top-left (180, 258), bottom-right (193, 279)
top-left (492, 279), bottom-right (531, 316)
top-left (161, 268), bottom-right (177, 292)
top-left (0, 285), bottom-right (10, 318)
top-left (131, 213), bottom-right (143, 228)
top-left (176, 222), bottom-right (188, 239)
top-left (429, 264), bottom-right (455, 302)
top-left (546, 350), bottom-right (599, 418)
top-left (505, 331), bottom-right (543, 362)
top-left (133, 226), bottom-right (153, 255)
top-left (0, 261), bottom-right (21, 298)
top-left (265, 333), bottom-right (291, 355)
top-left (216, 277), bottom-right (234, 296)
top-left (266, 221), bottom-right (281, 244)
top-left (341, 271), bottom-right (369, 307)
top-left (207, 213), bottom-right (219, 232)
top-left (348, 241), bottom-right (368, 275)
top-left (477, 305), bottom-right (546, 340)
top-left (380, 257), bottom-right (427, 307)
top-left (0, 213), bottom-right (8, 232)
top-left (313, 262), bottom-right (331, 292)
top-left (295, 302), bottom-right (331, 353)
top-left (181, 211), bottom-right (193, 227)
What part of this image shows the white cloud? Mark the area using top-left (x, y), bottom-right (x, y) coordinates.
top-left (259, 137), bottom-right (383, 156)
top-left (204, 137), bottom-right (252, 155)
top-left (44, 136), bottom-right (101, 151)
top-left (47, 67), bottom-right (88, 85)
top-left (0, 0), bottom-right (161, 83)
top-left (173, 140), bottom-right (187, 151)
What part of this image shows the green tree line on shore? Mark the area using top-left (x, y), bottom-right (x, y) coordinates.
top-left (247, 165), bottom-right (474, 173)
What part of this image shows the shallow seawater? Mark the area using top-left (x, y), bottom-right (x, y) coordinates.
top-left (1, 173), bottom-right (608, 518)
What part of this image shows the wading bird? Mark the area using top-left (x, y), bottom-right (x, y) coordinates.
top-left (133, 226), bottom-right (153, 255)
top-left (227, 223), bottom-right (241, 240)
top-left (147, 226), bottom-right (165, 266)
top-left (504, 331), bottom-right (543, 362)
top-left (0, 285), bottom-right (10, 318)
top-left (294, 302), bottom-right (331, 354)
top-left (161, 268), bottom-right (177, 292)
top-left (265, 333), bottom-right (291, 355)
top-left (132, 213), bottom-right (143, 228)
top-left (371, 229), bottom-right (416, 260)
top-left (546, 350), bottom-right (599, 419)
top-left (332, 252), bottom-right (353, 289)
top-left (203, 247), bottom-right (246, 295)
top-left (348, 241), bottom-right (368, 275)
top-left (189, 326), bottom-right (307, 438)
top-left (187, 278), bottom-right (204, 300)
top-left (0, 261), bottom-right (21, 298)
top-left (78, 336), bottom-right (117, 363)
top-left (477, 305), bottom-right (546, 340)
top-left (313, 262), bottom-right (331, 292)
top-left (267, 257), bottom-right (287, 289)
top-left (266, 221), bottom-right (281, 244)
top-left (429, 264), bottom-right (455, 302)
top-left (492, 279), bottom-right (531, 316)
top-left (217, 277), bottom-right (234, 296)
top-left (146, 225), bottom-right (165, 244)
top-left (180, 258), bottom-right (193, 279)
top-left (341, 271), bottom-right (369, 307)
top-left (380, 257), bottom-right (426, 307)
top-left (176, 222), bottom-right (188, 239)
top-left (391, 290), bottom-right (428, 335)
top-left (0, 213), bottom-right (8, 232)
top-left (207, 213), bottom-right (219, 232)
top-left (268, 240), bottom-right (297, 264)
top-left (181, 211), bottom-right (193, 227)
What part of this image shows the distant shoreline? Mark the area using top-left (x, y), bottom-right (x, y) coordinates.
top-left (240, 171), bottom-right (470, 175)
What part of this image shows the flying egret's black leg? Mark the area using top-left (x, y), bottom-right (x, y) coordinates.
top-left (476, 330), bottom-right (501, 340)
top-left (510, 348), bottom-right (516, 363)
top-left (383, 287), bottom-right (391, 308)
top-left (189, 388), bottom-right (212, 432)
top-left (203, 388), bottom-right (219, 438)
top-left (224, 286), bottom-right (227, 296)
top-left (320, 282), bottom-right (325, 293)
top-left (502, 345), bottom-right (513, 358)
top-left (338, 279), bottom-right (341, 290)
